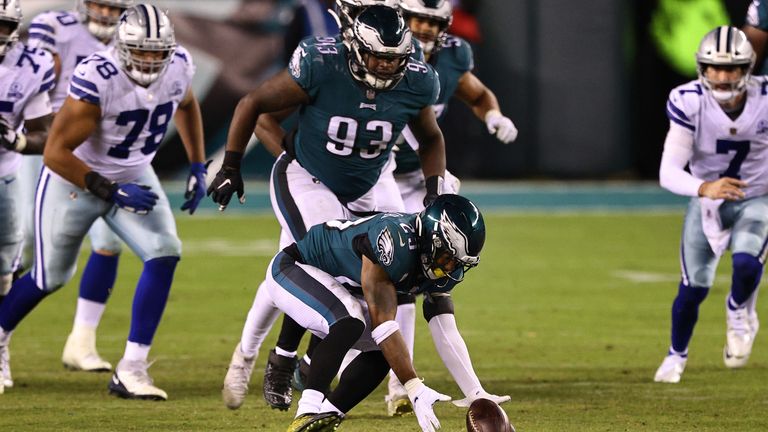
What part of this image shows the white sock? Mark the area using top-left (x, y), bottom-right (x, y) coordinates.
top-left (303, 354), bottom-right (312, 365)
top-left (319, 398), bottom-right (344, 416)
top-left (388, 302), bottom-right (416, 394)
top-left (275, 347), bottom-right (297, 358)
top-left (745, 286), bottom-right (760, 316)
top-left (296, 389), bottom-right (324, 417)
top-left (73, 298), bottom-right (106, 329)
top-left (124, 341), bottom-right (151, 362)
top-left (241, 281), bottom-right (281, 358)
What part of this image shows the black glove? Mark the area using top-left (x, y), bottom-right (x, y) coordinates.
top-left (423, 175), bottom-right (444, 207)
top-left (207, 151), bottom-right (245, 211)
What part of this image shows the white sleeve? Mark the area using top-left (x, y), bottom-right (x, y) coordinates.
top-left (22, 91), bottom-right (53, 121)
top-left (659, 122), bottom-right (703, 197)
top-left (427, 313), bottom-right (483, 397)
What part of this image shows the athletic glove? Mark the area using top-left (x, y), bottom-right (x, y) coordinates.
top-left (0, 116), bottom-right (26, 152)
top-left (405, 378), bottom-right (451, 432)
top-left (484, 110), bottom-right (518, 144)
top-left (84, 171), bottom-right (158, 215)
top-left (452, 388), bottom-right (511, 407)
top-left (207, 151), bottom-right (245, 211)
top-left (181, 160), bottom-right (210, 214)
top-left (423, 175), bottom-right (444, 207)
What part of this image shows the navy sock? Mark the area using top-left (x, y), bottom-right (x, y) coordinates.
top-left (276, 315), bottom-right (307, 353)
top-left (730, 253), bottom-right (763, 307)
top-left (0, 273), bottom-right (47, 332)
top-left (670, 282), bottom-right (709, 353)
top-left (79, 252), bottom-right (119, 303)
top-left (128, 256), bottom-right (178, 345)
top-left (306, 317), bottom-right (364, 393)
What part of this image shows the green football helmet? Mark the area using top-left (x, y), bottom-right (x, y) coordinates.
top-left (349, 5), bottom-right (412, 90)
top-left (416, 194), bottom-right (485, 281)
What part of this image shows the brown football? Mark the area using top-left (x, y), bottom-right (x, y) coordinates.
top-left (465, 398), bottom-right (515, 432)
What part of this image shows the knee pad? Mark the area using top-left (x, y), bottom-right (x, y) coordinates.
top-left (732, 253), bottom-right (763, 282)
top-left (677, 282), bottom-right (709, 307)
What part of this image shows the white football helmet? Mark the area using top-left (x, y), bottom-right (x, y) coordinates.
top-left (78, 0), bottom-right (135, 40)
top-left (349, 5), bottom-right (412, 91)
top-left (115, 4), bottom-right (176, 86)
top-left (696, 26), bottom-right (756, 103)
top-left (0, 0), bottom-right (22, 57)
top-left (336, 0), bottom-right (398, 45)
top-left (399, 0), bottom-right (452, 55)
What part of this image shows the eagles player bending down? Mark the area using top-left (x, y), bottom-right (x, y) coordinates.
top-left (654, 26), bottom-right (764, 383)
top-left (0, 4), bottom-right (207, 400)
top-left (226, 195), bottom-right (506, 432)
top-left (211, 4), bottom-right (448, 412)
top-left (26, 0), bottom-right (135, 375)
top-left (0, 0), bottom-right (55, 394)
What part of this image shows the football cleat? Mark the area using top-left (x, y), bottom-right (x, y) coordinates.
top-left (385, 391), bottom-right (413, 417)
top-left (62, 325), bottom-right (112, 372)
top-left (0, 343), bottom-right (8, 393)
top-left (724, 299), bottom-right (756, 368)
top-left (285, 412), bottom-right (342, 432)
top-left (108, 359), bottom-right (167, 401)
top-left (222, 343), bottom-right (256, 410)
top-left (654, 352), bottom-right (687, 383)
top-left (263, 349), bottom-right (296, 410)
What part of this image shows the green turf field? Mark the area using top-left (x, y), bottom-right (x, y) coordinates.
top-left (1, 213), bottom-right (765, 431)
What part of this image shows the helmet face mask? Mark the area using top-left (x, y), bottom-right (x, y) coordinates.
top-left (0, 0), bottom-right (22, 57)
top-left (399, 0), bottom-right (452, 55)
top-left (78, 0), bottom-right (135, 40)
top-left (696, 26), bottom-right (755, 104)
top-left (116, 4), bottom-right (176, 86)
top-left (416, 195), bottom-right (485, 282)
top-left (349, 5), bottom-right (412, 91)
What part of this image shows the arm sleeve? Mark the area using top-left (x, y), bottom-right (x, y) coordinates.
top-left (27, 13), bottom-right (58, 54)
top-left (427, 310), bottom-right (484, 397)
top-left (659, 122), bottom-right (702, 196)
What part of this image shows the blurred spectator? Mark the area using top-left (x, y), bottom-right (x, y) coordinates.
top-left (449, 0), bottom-right (481, 43)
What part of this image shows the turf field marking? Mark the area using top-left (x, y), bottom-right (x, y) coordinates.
top-left (182, 239), bottom-right (277, 256)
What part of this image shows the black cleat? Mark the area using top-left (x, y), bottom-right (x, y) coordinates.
top-left (264, 349), bottom-right (297, 410)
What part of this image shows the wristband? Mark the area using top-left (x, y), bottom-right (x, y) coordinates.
top-left (84, 171), bottom-right (117, 202)
top-left (371, 320), bottom-right (400, 345)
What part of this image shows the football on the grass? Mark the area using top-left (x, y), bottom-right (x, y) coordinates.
top-left (465, 398), bottom-right (515, 432)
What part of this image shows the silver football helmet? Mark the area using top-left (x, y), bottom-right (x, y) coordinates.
top-left (399, 0), bottom-right (452, 55)
top-left (696, 26), bottom-right (755, 103)
top-left (77, 0), bottom-right (135, 40)
top-left (115, 4), bottom-right (176, 86)
top-left (0, 0), bottom-right (22, 57)
top-left (336, 0), bottom-right (398, 46)
top-left (349, 5), bottom-right (412, 91)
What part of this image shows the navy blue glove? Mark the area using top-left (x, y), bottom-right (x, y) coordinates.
top-left (113, 183), bottom-right (159, 215)
top-left (181, 161), bottom-right (209, 214)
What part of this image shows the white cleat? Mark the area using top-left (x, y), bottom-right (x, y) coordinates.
top-left (724, 299), bottom-right (756, 369)
top-left (108, 359), bottom-right (167, 401)
top-left (1, 343), bottom-right (11, 388)
top-left (222, 343), bottom-right (256, 410)
top-left (62, 325), bottom-right (112, 372)
top-left (654, 352), bottom-right (687, 383)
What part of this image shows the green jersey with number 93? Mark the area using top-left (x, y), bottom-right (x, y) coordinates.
top-left (288, 36), bottom-right (439, 203)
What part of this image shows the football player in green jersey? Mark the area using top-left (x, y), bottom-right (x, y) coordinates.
top-left (224, 195), bottom-right (508, 432)
top-left (210, 4), bottom-right (448, 413)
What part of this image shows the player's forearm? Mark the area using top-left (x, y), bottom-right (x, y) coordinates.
top-left (377, 331), bottom-right (419, 384)
top-left (428, 313), bottom-right (483, 396)
top-left (43, 145), bottom-right (92, 188)
top-left (417, 133), bottom-right (446, 179)
top-left (226, 94), bottom-right (262, 156)
top-left (468, 88), bottom-right (500, 122)
top-left (255, 114), bottom-right (286, 158)
top-left (18, 131), bottom-right (48, 155)
top-left (659, 124), bottom-right (701, 196)
top-left (175, 102), bottom-right (205, 164)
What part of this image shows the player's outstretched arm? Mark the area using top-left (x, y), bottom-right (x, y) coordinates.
top-left (208, 70), bottom-right (309, 210)
top-left (361, 256), bottom-right (450, 432)
top-left (411, 105), bottom-right (446, 206)
top-left (423, 293), bottom-right (511, 407)
top-left (455, 71), bottom-right (517, 144)
top-left (43, 96), bottom-right (101, 188)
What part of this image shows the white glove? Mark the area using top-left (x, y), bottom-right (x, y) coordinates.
top-left (484, 110), bottom-right (518, 144)
top-left (452, 387), bottom-right (511, 407)
top-left (405, 378), bottom-right (451, 432)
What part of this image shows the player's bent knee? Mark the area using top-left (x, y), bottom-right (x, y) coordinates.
top-left (143, 236), bottom-right (182, 261)
top-left (732, 253), bottom-right (762, 280)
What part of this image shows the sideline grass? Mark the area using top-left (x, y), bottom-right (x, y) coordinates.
top-left (0, 213), bottom-right (765, 431)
